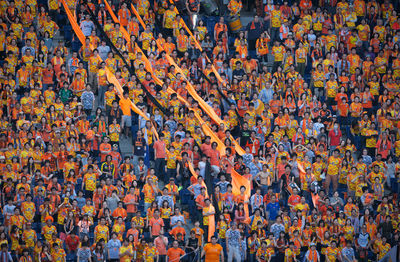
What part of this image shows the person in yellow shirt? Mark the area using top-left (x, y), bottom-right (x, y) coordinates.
top-left (374, 50), bottom-right (387, 75)
top-left (325, 73), bottom-right (339, 106)
top-left (42, 216), bottom-right (57, 243)
top-left (22, 222), bottom-right (37, 249)
top-left (163, 4), bottom-right (177, 37)
top-left (94, 217), bottom-right (109, 243)
top-left (323, 240), bottom-right (340, 262)
top-left (270, 6), bottom-right (282, 42)
top-left (88, 49), bottom-right (101, 88)
top-left (21, 194), bottom-right (35, 222)
top-left (295, 42), bottom-right (307, 75)
top-left (119, 238), bottom-right (134, 262)
top-left (325, 29), bottom-right (338, 51)
top-left (82, 165), bottom-right (98, 198)
top-left (373, 18), bottom-right (386, 42)
top-left (357, 19), bottom-right (370, 49)
top-left (139, 24), bottom-right (154, 52)
top-left (51, 243), bottom-right (66, 262)
top-left (284, 242), bottom-right (296, 262)
top-left (326, 149), bottom-right (342, 196)
top-left (272, 41), bottom-right (285, 73)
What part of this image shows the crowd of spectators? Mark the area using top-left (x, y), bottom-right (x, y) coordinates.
top-left (1, 0), bottom-right (400, 261)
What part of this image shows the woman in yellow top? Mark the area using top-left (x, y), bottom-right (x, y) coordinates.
top-left (119, 239), bottom-right (134, 262)
top-left (109, 118), bottom-right (121, 144)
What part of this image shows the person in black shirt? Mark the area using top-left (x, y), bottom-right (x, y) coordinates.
top-left (133, 130), bottom-right (147, 166)
top-left (239, 122), bottom-right (250, 148)
top-left (185, 231), bottom-right (199, 262)
top-left (232, 60), bottom-right (245, 81)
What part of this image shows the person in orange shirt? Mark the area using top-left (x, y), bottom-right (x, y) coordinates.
top-left (361, 86), bottom-right (373, 112)
top-left (256, 31), bottom-right (270, 63)
top-left (350, 96), bottom-right (363, 122)
top-left (112, 201), bottom-right (128, 220)
top-left (375, 50), bottom-right (387, 75)
top-left (167, 240), bottom-right (185, 262)
top-left (347, 48), bottom-right (361, 74)
top-left (236, 39), bottom-right (248, 60)
top-left (337, 97), bottom-right (349, 125)
top-left (214, 17), bottom-right (227, 41)
top-left (118, 2), bottom-right (131, 27)
top-left (169, 221), bottom-right (186, 240)
top-left (201, 236), bottom-right (224, 262)
top-left (176, 28), bottom-right (189, 55)
top-left (119, 91), bottom-right (132, 137)
top-left (357, 18), bottom-right (370, 49)
top-left (70, 73), bottom-right (85, 97)
top-left (269, 92), bottom-right (282, 116)
top-left (149, 209), bottom-right (164, 238)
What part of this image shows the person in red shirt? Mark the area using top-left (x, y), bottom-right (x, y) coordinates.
top-left (65, 232), bottom-right (80, 253)
top-left (238, 93), bottom-right (249, 117)
top-left (288, 188), bottom-right (301, 214)
top-left (328, 121), bottom-right (342, 150)
top-left (154, 133), bottom-right (167, 181)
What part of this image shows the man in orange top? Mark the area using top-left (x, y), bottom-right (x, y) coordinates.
top-left (112, 201), bottom-right (127, 220)
top-left (118, 2), bottom-right (131, 27)
top-left (167, 240), bottom-right (185, 262)
top-left (149, 209), bottom-right (164, 238)
top-left (124, 186), bottom-right (139, 220)
top-left (119, 91), bottom-right (132, 137)
top-left (201, 236), bottom-right (224, 262)
top-left (347, 48), bottom-right (361, 74)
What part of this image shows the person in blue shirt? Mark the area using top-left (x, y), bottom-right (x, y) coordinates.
top-left (266, 194), bottom-right (280, 221)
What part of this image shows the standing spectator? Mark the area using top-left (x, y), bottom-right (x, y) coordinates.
top-left (81, 85), bottom-right (95, 117)
top-left (153, 133), bottom-right (167, 181)
top-left (106, 232), bottom-right (121, 262)
top-left (225, 222), bottom-right (241, 262)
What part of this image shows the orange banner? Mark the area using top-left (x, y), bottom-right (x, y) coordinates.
top-left (60, 0), bottom-right (85, 44)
